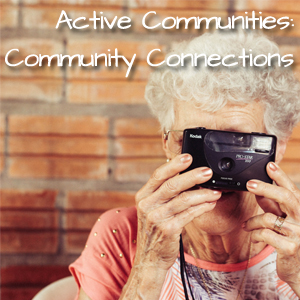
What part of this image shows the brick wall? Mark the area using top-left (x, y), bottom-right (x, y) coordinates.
top-left (1, 1), bottom-right (300, 299)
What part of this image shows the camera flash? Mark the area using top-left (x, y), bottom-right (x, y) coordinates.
top-left (252, 136), bottom-right (272, 151)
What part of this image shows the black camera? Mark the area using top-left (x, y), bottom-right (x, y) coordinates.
top-left (181, 128), bottom-right (277, 191)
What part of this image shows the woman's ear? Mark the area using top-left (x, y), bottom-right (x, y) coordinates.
top-left (275, 139), bottom-right (288, 164)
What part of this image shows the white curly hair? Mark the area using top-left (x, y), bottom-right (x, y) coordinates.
top-left (145, 31), bottom-right (300, 141)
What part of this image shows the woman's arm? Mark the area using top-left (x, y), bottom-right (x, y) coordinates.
top-left (77, 265), bottom-right (167, 300)
top-left (244, 162), bottom-right (300, 297)
top-left (119, 154), bottom-right (220, 300)
top-left (77, 154), bottom-right (220, 300)
top-left (118, 265), bottom-right (167, 300)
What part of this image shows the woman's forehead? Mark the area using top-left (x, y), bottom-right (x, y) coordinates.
top-left (173, 100), bottom-right (265, 132)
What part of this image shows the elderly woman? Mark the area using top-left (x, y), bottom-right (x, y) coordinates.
top-left (70, 31), bottom-right (300, 300)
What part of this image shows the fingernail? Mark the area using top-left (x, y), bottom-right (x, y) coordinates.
top-left (247, 180), bottom-right (258, 189)
top-left (269, 162), bottom-right (277, 171)
top-left (213, 190), bottom-right (221, 195)
top-left (181, 154), bottom-right (191, 164)
top-left (201, 168), bottom-right (212, 176)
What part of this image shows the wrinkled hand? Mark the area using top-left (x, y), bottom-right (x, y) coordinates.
top-left (244, 162), bottom-right (300, 295)
top-left (134, 154), bottom-right (222, 272)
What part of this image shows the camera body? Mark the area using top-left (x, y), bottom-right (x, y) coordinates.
top-left (181, 128), bottom-right (277, 191)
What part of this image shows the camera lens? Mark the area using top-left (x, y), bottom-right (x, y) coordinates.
top-left (219, 157), bottom-right (235, 172)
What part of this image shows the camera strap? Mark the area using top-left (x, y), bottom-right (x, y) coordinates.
top-left (179, 234), bottom-right (195, 300)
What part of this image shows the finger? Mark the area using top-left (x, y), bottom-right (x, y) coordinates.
top-left (136, 154), bottom-right (192, 202)
top-left (155, 189), bottom-right (222, 220)
top-left (247, 180), bottom-right (300, 220)
top-left (165, 201), bottom-right (217, 235)
top-left (138, 166), bottom-right (214, 212)
top-left (250, 228), bottom-right (298, 257)
top-left (155, 166), bottom-right (213, 202)
top-left (267, 162), bottom-right (300, 199)
top-left (254, 196), bottom-right (283, 216)
top-left (243, 213), bottom-right (296, 237)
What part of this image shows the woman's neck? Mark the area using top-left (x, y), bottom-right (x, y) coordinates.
top-left (183, 224), bottom-right (266, 264)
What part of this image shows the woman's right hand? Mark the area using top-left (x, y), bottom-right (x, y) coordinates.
top-left (134, 153), bottom-right (222, 272)
top-left (120, 154), bottom-right (221, 300)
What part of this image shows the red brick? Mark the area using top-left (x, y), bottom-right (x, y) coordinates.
top-left (114, 118), bottom-right (160, 137)
top-left (114, 158), bottom-right (165, 182)
top-left (66, 190), bottom-right (135, 210)
top-left (280, 161), bottom-right (300, 182)
top-left (1, 38), bottom-right (63, 58)
top-left (67, 39), bottom-right (163, 60)
top-left (0, 211), bottom-right (58, 229)
top-left (67, 61), bottom-right (151, 81)
top-left (23, 7), bottom-right (124, 30)
top-left (0, 190), bottom-right (57, 208)
top-left (9, 156), bottom-right (108, 179)
top-left (0, 155), bottom-right (4, 174)
top-left (0, 115), bottom-right (5, 157)
top-left (128, 0), bottom-right (229, 9)
top-left (65, 212), bottom-right (101, 230)
top-left (114, 137), bottom-right (164, 157)
top-left (67, 81), bottom-right (146, 104)
top-left (1, 231), bottom-right (58, 253)
top-left (1, 265), bottom-right (70, 286)
top-left (235, 0), bottom-right (300, 12)
top-left (233, 12), bottom-right (300, 37)
top-left (294, 64), bottom-right (300, 82)
top-left (9, 136), bottom-right (108, 156)
top-left (0, 114), bottom-right (5, 133)
top-left (0, 78), bottom-right (63, 102)
top-left (23, 6), bottom-right (72, 29)
top-left (1, 287), bottom-right (40, 300)
top-left (129, 9), bottom-right (228, 33)
top-left (291, 123), bottom-right (300, 139)
top-left (0, 133), bottom-right (4, 154)
top-left (1, 59), bottom-right (63, 78)
top-left (9, 115), bottom-right (108, 135)
top-left (285, 140), bottom-right (300, 160)
top-left (0, 116), bottom-right (5, 157)
top-left (65, 232), bottom-right (89, 254)
top-left (0, 0), bottom-right (18, 4)
top-left (0, 5), bottom-right (18, 28)
top-left (23, 0), bottom-right (123, 5)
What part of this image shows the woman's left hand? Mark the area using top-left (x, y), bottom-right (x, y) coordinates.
top-left (243, 161), bottom-right (300, 296)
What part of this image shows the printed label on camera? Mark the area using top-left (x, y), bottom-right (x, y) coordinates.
top-left (236, 154), bottom-right (253, 163)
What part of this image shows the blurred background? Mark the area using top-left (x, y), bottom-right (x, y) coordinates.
top-left (0, 0), bottom-right (300, 299)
